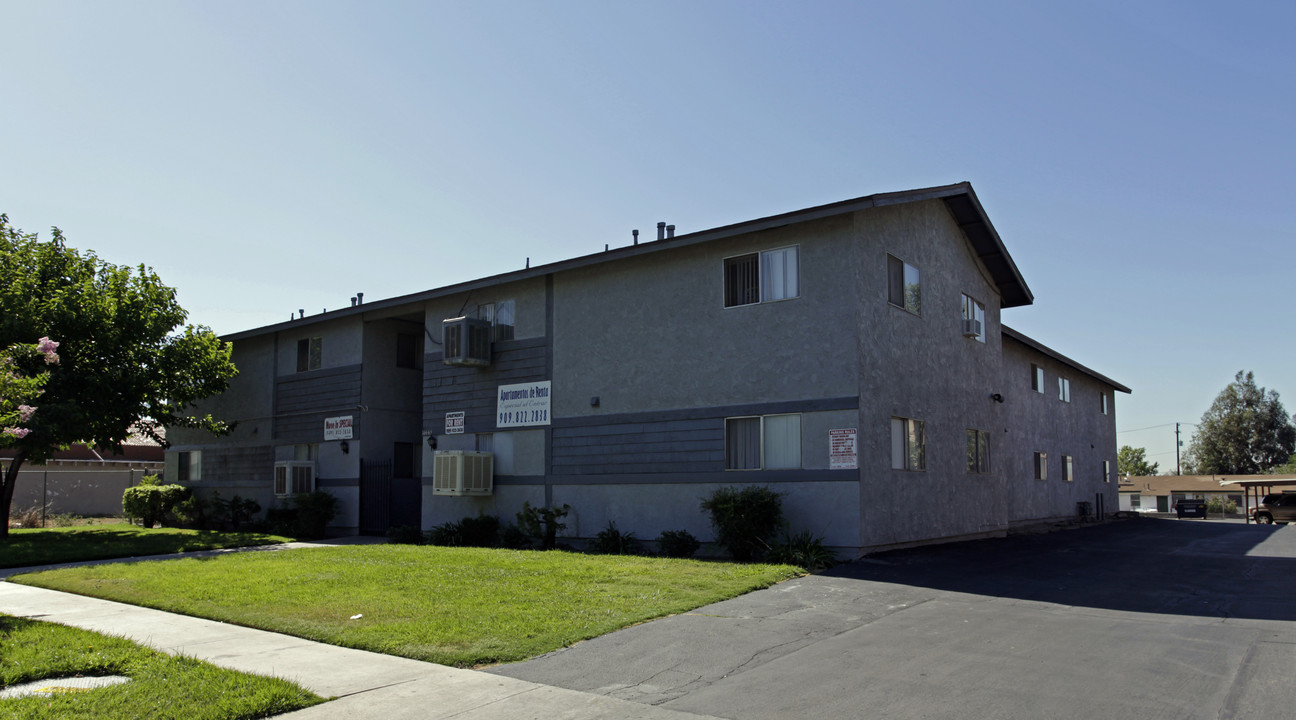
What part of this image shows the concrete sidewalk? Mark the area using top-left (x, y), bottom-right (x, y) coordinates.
top-left (0, 546), bottom-right (723, 720)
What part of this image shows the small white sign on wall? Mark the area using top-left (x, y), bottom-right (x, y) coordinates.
top-left (324, 415), bottom-right (353, 440)
top-left (497, 381), bottom-right (551, 428)
top-left (829, 428), bottom-right (858, 470)
top-left (445, 411), bottom-right (465, 434)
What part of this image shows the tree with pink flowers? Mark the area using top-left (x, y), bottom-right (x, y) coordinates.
top-left (1, 214), bottom-right (237, 535)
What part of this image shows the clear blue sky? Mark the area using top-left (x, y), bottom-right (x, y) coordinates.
top-left (3, 1), bottom-right (1293, 471)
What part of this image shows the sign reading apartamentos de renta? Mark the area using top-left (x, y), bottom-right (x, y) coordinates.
top-left (497, 381), bottom-right (551, 428)
top-left (324, 415), bottom-right (353, 440)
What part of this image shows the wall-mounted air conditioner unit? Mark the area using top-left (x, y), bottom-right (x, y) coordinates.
top-left (433, 451), bottom-right (493, 496)
top-left (962, 319), bottom-right (983, 338)
top-left (442, 317), bottom-right (492, 367)
top-left (274, 461), bottom-right (315, 497)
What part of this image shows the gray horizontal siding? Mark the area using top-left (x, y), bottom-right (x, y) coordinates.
top-left (275, 364), bottom-right (363, 443)
top-left (200, 445), bottom-right (274, 486)
top-left (553, 417), bottom-right (725, 475)
top-left (423, 338), bottom-right (548, 432)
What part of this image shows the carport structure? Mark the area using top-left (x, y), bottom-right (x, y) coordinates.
top-left (1231, 477), bottom-right (1296, 523)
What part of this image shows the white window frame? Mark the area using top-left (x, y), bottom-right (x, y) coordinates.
top-left (961, 294), bottom-right (986, 343)
top-left (178, 450), bottom-right (202, 482)
top-left (887, 254), bottom-right (921, 315)
top-left (723, 246), bottom-right (800, 308)
top-left (1058, 377), bottom-right (1071, 403)
top-left (725, 414), bottom-right (802, 470)
top-left (1063, 455), bottom-right (1074, 482)
top-left (274, 461), bottom-right (316, 497)
top-left (966, 429), bottom-right (990, 474)
top-left (1034, 451), bottom-right (1048, 480)
top-left (1031, 364), bottom-right (1045, 393)
top-left (891, 416), bottom-right (926, 471)
top-left (1103, 459), bottom-right (1112, 483)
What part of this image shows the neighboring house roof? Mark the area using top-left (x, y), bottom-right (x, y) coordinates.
top-left (1117, 474), bottom-right (1296, 495)
top-left (226, 182), bottom-right (1034, 342)
top-left (0, 442), bottom-right (164, 465)
top-left (1002, 326), bottom-right (1132, 394)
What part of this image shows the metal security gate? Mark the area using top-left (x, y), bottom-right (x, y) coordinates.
top-left (359, 459), bottom-right (392, 535)
top-left (359, 459), bottom-right (422, 535)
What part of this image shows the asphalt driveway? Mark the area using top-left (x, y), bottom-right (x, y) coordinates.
top-left (490, 518), bottom-right (1296, 719)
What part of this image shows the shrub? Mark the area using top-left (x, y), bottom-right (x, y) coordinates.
top-left (123, 479), bottom-right (191, 528)
top-left (291, 490), bottom-right (338, 539)
top-left (766, 530), bottom-right (837, 571)
top-left (387, 524), bottom-right (426, 545)
top-left (517, 502), bottom-right (571, 550)
top-left (218, 494), bottom-right (261, 530)
top-left (1206, 497), bottom-right (1238, 514)
top-left (700, 486), bottom-right (785, 561)
top-left (48, 513), bottom-right (80, 528)
top-left (173, 492), bottom-right (217, 530)
top-left (657, 529), bottom-right (701, 558)
top-left (499, 522), bottom-right (531, 549)
top-left (426, 520), bottom-right (465, 546)
top-left (460, 514), bottom-right (501, 547)
top-left (9, 504), bottom-right (47, 529)
top-left (591, 521), bottom-right (639, 555)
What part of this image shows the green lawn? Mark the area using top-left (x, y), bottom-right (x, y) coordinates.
top-left (0, 614), bottom-right (324, 720)
top-left (12, 545), bottom-right (801, 667)
top-left (1, 527), bottom-right (293, 569)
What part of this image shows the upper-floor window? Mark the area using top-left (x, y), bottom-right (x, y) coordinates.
top-left (1031, 364), bottom-right (1044, 393)
top-left (1033, 451), bottom-right (1047, 480)
top-left (891, 416), bottom-right (926, 471)
top-left (961, 294), bottom-right (985, 342)
top-left (1103, 460), bottom-right (1112, 483)
top-left (724, 247), bottom-right (799, 307)
top-left (296, 337), bottom-right (321, 372)
top-left (1063, 454), bottom-right (1074, 482)
top-left (966, 429), bottom-right (990, 473)
top-left (396, 333), bottom-right (418, 369)
top-left (1101, 393), bottom-right (1109, 415)
top-left (887, 255), bottom-right (921, 314)
top-left (478, 300), bottom-right (515, 341)
top-left (1058, 377), bottom-right (1071, 403)
top-left (177, 450), bottom-right (202, 482)
top-left (725, 413), bottom-right (802, 470)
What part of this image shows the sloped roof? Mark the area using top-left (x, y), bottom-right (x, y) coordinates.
top-left (228, 182), bottom-right (1033, 340)
top-left (1002, 325), bottom-right (1132, 394)
top-left (1117, 474), bottom-right (1296, 495)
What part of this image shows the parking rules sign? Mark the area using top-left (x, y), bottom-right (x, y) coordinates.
top-left (445, 411), bottom-right (465, 434)
top-left (829, 428), bottom-right (858, 469)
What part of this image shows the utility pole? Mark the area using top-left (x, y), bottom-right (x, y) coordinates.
top-left (1175, 423), bottom-right (1182, 476)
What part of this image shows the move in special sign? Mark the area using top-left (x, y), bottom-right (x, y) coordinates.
top-left (497, 381), bottom-right (551, 428)
top-left (829, 428), bottom-right (858, 469)
top-left (324, 415), bottom-right (354, 440)
top-left (445, 411), bottom-right (465, 434)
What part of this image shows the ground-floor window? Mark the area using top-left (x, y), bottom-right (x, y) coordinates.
top-left (1033, 451), bottom-right (1047, 480)
top-left (725, 414), bottom-right (802, 470)
top-left (966, 429), bottom-right (990, 473)
top-left (1063, 455), bottom-right (1074, 482)
top-left (1130, 494), bottom-right (1142, 509)
top-left (178, 450), bottom-right (202, 482)
top-left (891, 417), bottom-right (925, 471)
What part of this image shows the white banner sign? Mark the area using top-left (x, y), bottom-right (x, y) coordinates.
top-left (324, 415), bottom-right (354, 440)
top-left (496, 381), bottom-right (551, 428)
top-left (829, 428), bottom-right (858, 470)
top-left (445, 411), bottom-right (465, 434)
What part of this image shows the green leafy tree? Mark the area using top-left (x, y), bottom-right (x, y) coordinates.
top-left (1182, 371), bottom-right (1296, 475)
top-left (0, 214), bottom-right (237, 536)
top-left (1117, 445), bottom-right (1160, 477)
top-left (1268, 453), bottom-right (1296, 475)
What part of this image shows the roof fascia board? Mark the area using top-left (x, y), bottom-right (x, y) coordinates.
top-left (1002, 325), bottom-right (1131, 393)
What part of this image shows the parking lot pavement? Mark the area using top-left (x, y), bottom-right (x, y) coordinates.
top-left (490, 519), bottom-right (1296, 720)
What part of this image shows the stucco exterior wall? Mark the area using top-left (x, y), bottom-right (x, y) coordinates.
top-left (853, 200), bottom-right (1009, 551)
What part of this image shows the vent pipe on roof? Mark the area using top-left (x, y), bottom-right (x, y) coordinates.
top-left (666, 224), bottom-right (675, 238)
top-left (357, 292), bottom-right (364, 305)
top-left (298, 309), bottom-right (304, 319)
top-left (656, 222), bottom-right (665, 241)
top-left (526, 257), bottom-right (530, 268)
top-left (351, 297), bottom-right (357, 307)
top-left (633, 229), bottom-right (639, 245)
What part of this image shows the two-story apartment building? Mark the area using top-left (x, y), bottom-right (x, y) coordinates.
top-left (166, 182), bottom-right (1129, 555)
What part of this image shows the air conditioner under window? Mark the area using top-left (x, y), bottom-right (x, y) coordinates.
top-left (962, 318), bottom-right (983, 338)
top-left (433, 451), bottom-right (493, 496)
top-left (442, 317), bottom-right (492, 367)
top-left (274, 461), bottom-right (315, 496)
